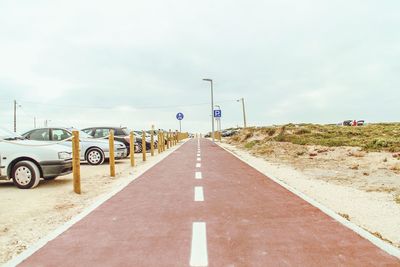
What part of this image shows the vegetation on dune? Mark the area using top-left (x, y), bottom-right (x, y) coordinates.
top-left (229, 123), bottom-right (400, 152)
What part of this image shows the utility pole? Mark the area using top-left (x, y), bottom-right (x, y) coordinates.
top-left (203, 79), bottom-right (215, 142)
top-left (237, 97), bottom-right (247, 128)
top-left (13, 100), bottom-right (17, 132)
top-left (34, 117), bottom-right (36, 128)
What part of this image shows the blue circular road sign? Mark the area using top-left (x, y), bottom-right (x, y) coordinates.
top-left (176, 112), bottom-right (184, 120)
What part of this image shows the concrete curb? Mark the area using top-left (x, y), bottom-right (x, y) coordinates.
top-left (217, 142), bottom-right (400, 260)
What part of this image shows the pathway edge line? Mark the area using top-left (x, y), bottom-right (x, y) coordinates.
top-left (217, 142), bottom-right (400, 259)
top-left (4, 140), bottom-right (189, 267)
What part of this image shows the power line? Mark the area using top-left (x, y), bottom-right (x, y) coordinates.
top-left (18, 99), bottom-right (238, 111)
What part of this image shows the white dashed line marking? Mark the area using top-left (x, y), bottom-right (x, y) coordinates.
top-left (190, 222), bottom-right (208, 267)
top-left (195, 172), bottom-right (202, 179)
top-left (197, 153), bottom-right (201, 157)
top-left (197, 157), bottom-right (201, 162)
top-left (196, 163), bottom-right (201, 168)
top-left (194, 186), bottom-right (204, 202)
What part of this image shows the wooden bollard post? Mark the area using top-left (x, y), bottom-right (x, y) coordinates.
top-left (72, 130), bottom-right (81, 194)
top-left (130, 131), bottom-right (135, 167)
top-left (109, 130), bottom-right (116, 177)
top-left (166, 131), bottom-right (170, 149)
top-left (150, 130), bottom-right (154, 156)
top-left (157, 131), bottom-right (161, 154)
top-left (169, 131), bottom-right (172, 148)
top-left (162, 131), bottom-right (165, 152)
top-left (159, 132), bottom-right (162, 153)
top-left (142, 130), bottom-right (147, 161)
top-left (175, 131), bottom-right (178, 144)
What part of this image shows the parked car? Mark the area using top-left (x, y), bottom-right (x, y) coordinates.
top-left (222, 129), bottom-right (240, 137)
top-left (22, 127), bottom-right (127, 165)
top-left (343, 120), bottom-right (352, 126)
top-left (81, 126), bottom-right (153, 153)
top-left (0, 128), bottom-right (72, 189)
top-left (357, 120), bottom-right (365, 126)
top-left (134, 130), bottom-right (158, 149)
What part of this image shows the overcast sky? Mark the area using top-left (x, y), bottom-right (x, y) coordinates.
top-left (0, 0), bottom-right (399, 133)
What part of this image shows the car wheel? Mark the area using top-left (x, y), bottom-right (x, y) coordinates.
top-left (12, 160), bottom-right (41, 189)
top-left (86, 148), bottom-right (105, 165)
top-left (43, 176), bottom-right (57, 180)
top-left (135, 142), bottom-right (142, 153)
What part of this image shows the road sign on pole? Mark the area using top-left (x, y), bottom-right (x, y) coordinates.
top-left (176, 112), bottom-right (184, 120)
top-left (176, 112), bottom-right (184, 132)
top-left (214, 109), bottom-right (222, 118)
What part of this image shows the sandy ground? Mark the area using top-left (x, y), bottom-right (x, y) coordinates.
top-left (0, 143), bottom-right (184, 265)
top-left (220, 140), bottom-right (400, 248)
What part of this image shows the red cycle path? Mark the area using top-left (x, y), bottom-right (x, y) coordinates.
top-left (19, 139), bottom-right (400, 266)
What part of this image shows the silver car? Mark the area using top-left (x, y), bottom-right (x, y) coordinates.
top-left (22, 127), bottom-right (127, 165)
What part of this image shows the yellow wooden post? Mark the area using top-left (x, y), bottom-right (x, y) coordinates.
top-left (72, 131), bottom-right (81, 194)
top-left (150, 130), bottom-right (154, 156)
top-left (159, 132), bottom-right (162, 153)
top-left (166, 131), bottom-right (169, 149)
top-left (162, 131), bottom-right (165, 151)
top-left (109, 130), bottom-right (116, 177)
top-left (169, 130), bottom-right (172, 148)
top-left (130, 131), bottom-right (135, 167)
top-left (157, 131), bottom-right (161, 154)
top-left (142, 130), bottom-right (147, 161)
top-left (175, 132), bottom-right (177, 145)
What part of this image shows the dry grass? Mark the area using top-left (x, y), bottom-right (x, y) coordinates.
top-left (395, 195), bottom-right (400, 204)
top-left (389, 163), bottom-right (400, 172)
top-left (338, 213), bottom-right (350, 221)
top-left (371, 231), bottom-right (394, 245)
top-left (229, 123), bottom-right (400, 153)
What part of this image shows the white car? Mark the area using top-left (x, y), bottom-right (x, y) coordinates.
top-left (0, 128), bottom-right (72, 189)
top-left (22, 127), bottom-right (128, 165)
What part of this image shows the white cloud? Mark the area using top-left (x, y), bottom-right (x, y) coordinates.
top-left (0, 0), bottom-right (399, 132)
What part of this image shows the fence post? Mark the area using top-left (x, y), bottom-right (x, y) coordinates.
top-left (166, 131), bottom-right (170, 149)
top-left (162, 131), bottom-right (165, 152)
top-left (72, 130), bottom-right (81, 194)
top-left (157, 131), bottom-right (161, 154)
top-left (150, 130), bottom-right (154, 156)
top-left (142, 130), bottom-right (147, 161)
top-left (109, 130), bottom-right (116, 177)
top-left (130, 131), bottom-right (135, 167)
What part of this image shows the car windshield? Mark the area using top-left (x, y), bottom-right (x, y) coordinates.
top-left (0, 127), bottom-right (24, 140)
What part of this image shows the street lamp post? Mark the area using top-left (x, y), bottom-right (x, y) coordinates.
top-left (203, 78), bottom-right (215, 142)
top-left (237, 97), bottom-right (247, 128)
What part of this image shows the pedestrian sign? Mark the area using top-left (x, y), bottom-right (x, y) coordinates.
top-left (176, 112), bottom-right (184, 120)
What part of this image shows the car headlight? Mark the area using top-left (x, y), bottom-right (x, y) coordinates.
top-left (58, 152), bottom-right (72, 160)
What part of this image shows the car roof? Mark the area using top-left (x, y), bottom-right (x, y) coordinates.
top-left (82, 126), bottom-right (127, 129)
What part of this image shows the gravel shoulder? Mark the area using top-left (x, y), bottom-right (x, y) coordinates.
top-left (220, 141), bottom-right (400, 248)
